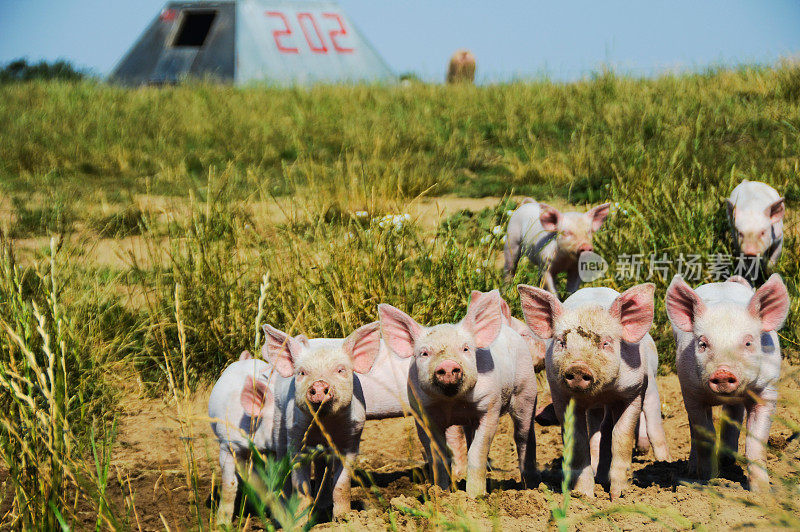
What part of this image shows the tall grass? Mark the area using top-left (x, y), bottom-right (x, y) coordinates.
top-left (0, 236), bottom-right (121, 528)
top-left (1, 66), bottom-right (799, 202)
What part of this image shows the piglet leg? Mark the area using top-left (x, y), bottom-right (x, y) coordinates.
top-left (642, 381), bottom-right (671, 461)
top-left (609, 396), bottom-right (642, 500)
top-left (511, 396), bottom-right (538, 486)
top-left (720, 404), bottom-right (745, 466)
top-left (216, 446), bottom-right (239, 524)
top-left (745, 397), bottom-right (776, 492)
top-left (563, 403), bottom-right (594, 497)
top-left (685, 398), bottom-right (715, 480)
top-left (417, 418), bottom-right (452, 491)
top-left (331, 452), bottom-right (355, 518)
top-left (565, 268), bottom-right (581, 295)
top-left (466, 408), bottom-right (501, 498)
top-left (446, 425), bottom-right (470, 480)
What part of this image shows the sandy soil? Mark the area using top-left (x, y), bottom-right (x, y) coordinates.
top-left (106, 364), bottom-right (800, 531)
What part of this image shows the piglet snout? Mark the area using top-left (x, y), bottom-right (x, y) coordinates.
top-left (434, 360), bottom-right (463, 387)
top-left (307, 380), bottom-right (333, 405)
top-left (564, 362), bottom-right (594, 392)
top-left (578, 244), bottom-right (593, 254)
top-left (708, 368), bottom-right (739, 394)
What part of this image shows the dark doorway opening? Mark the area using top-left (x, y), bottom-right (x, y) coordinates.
top-left (172, 11), bottom-right (217, 47)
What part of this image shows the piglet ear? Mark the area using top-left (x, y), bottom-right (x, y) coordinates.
top-left (379, 304), bottom-right (422, 358)
top-left (463, 290), bottom-right (503, 348)
top-left (498, 296), bottom-right (513, 326)
top-left (665, 275), bottom-right (705, 333)
top-left (726, 198), bottom-right (736, 220)
top-left (344, 322), bottom-right (382, 374)
top-left (587, 202), bottom-right (611, 232)
top-left (240, 375), bottom-right (272, 417)
top-left (469, 290), bottom-right (482, 306)
top-left (517, 284), bottom-right (562, 339)
top-left (471, 289), bottom-right (513, 325)
top-left (766, 198), bottom-right (785, 224)
top-left (610, 283), bottom-right (655, 343)
top-left (538, 204), bottom-right (561, 232)
top-left (262, 324), bottom-right (300, 378)
top-left (747, 274), bottom-right (789, 332)
top-left (239, 350), bottom-right (253, 361)
top-left (726, 276), bottom-right (752, 289)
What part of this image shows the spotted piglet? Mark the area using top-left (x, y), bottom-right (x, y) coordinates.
top-left (264, 322), bottom-right (381, 518)
top-left (518, 283), bottom-right (668, 499)
top-left (666, 274), bottom-right (789, 490)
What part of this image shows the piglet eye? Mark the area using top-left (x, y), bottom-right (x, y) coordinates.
top-left (337, 366), bottom-right (346, 374)
top-left (419, 349), bottom-right (430, 357)
top-left (298, 370), bottom-right (306, 377)
top-left (463, 345), bottom-right (469, 352)
top-left (556, 338), bottom-right (566, 348)
top-left (697, 339), bottom-right (707, 351)
top-left (602, 341), bottom-right (611, 349)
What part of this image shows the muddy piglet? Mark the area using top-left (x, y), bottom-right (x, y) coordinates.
top-left (504, 199), bottom-right (610, 295)
top-left (265, 322), bottom-right (381, 518)
top-left (666, 274), bottom-right (789, 491)
top-left (379, 290), bottom-right (538, 498)
top-left (208, 350), bottom-right (278, 524)
top-left (518, 283), bottom-right (667, 499)
top-left (727, 180), bottom-right (785, 268)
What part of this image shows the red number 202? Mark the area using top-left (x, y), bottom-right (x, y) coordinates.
top-left (265, 11), bottom-right (354, 54)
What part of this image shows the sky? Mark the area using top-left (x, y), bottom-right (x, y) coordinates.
top-left (0, 0), bottom-right (798, 82)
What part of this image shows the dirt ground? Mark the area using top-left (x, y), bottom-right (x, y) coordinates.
top-left (107, 363), bottom-right (800, 531)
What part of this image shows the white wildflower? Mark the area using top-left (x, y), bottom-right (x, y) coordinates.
top-left (355, 210), bottom-right (368, 218)
top-left (492, 225), bottom-right (504, 236)
top-left (479, 234), bottom-right (492, 244)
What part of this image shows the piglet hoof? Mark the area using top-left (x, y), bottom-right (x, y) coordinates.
top-left (573, 476), bottom-right (595, 499)
top-left (747, 468), bottom-right (771, 493)
top-left (571, 487), bottom-right (595, 499)
top-left (466, 476), bottom-right (487, 499)
top-left (535, 403), bottom-right (560, 426)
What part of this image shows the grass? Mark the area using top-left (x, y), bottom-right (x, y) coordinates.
top-left (0, 64), bottom-right (798, 528)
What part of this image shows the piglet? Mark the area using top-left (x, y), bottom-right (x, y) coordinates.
top-left (518, 283), bottom-right (668, 499)
top-left (727, 180), bottom-right (785, 267)
top-left (379, 290), bottom-right (538, 498)
top-left (208, 350), bottom-right (279, 524)
top-left (265, 322), bottom-right (381, 518)
top-left (666, 274), bottom-right (788, 491)
top-left (504, 199), bottom-right (610, 295)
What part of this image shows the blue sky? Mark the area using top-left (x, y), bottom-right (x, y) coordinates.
top-left (0, 0), bottom-right (798, 82)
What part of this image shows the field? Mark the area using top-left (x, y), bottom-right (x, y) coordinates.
top-left (0, 64), bottom-right (799, 530)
